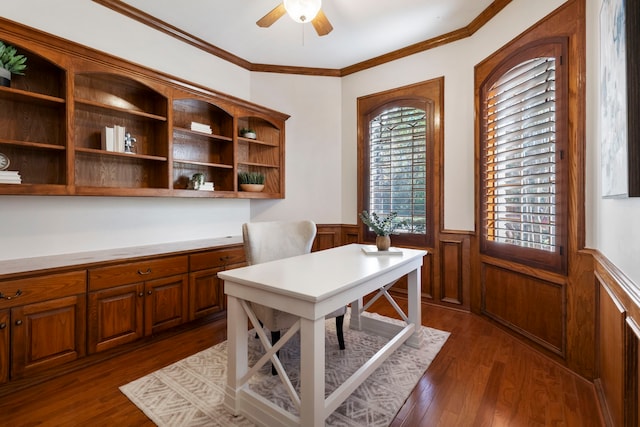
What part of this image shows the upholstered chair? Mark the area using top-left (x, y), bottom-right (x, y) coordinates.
top-left (242, 220), bottom-right (346, 374)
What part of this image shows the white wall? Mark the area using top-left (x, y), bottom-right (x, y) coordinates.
top-left (248, 73), bottom-right (343, 224)
top-left (586, 0), bottom-right (640, 286)
top-left (0, 0), bottom-right (252, 260)
top-left (339, 0), bottom-right (567, 230)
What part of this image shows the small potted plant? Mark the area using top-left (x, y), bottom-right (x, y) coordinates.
top-left (238, 171), bottom-right (265, 192)
top-left (239, 128), bottom-right (257, 139)
top-left (359, 210), bottom-right (403, 250)
top-left (0, 41), bottom-right (27, 87)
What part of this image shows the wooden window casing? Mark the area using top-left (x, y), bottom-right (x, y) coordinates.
top-left (479, 39), bottom-right (568, 274)
top-left (358, 78), bottom-right (443, 248)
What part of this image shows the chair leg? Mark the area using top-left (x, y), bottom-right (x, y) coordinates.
top-left (271, 330), bottom-right (281, 375)
top-left (255, 320), bottom-right (264, 338)
top-left (335, 315), bottom-right (345, 350)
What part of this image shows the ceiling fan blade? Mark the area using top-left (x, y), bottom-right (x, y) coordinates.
top-left (312, 9), bottom-right (333, 36)
top-left (256, 3), bottom-right (286, 28)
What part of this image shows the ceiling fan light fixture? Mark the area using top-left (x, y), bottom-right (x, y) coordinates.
top-left (283, 0), bottom-right (321, 23)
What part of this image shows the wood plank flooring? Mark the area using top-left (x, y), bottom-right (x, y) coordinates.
top-left (0, 301), bottom-right (604, 426)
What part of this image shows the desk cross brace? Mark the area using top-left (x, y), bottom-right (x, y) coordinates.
top-left (239, 299), bottom-right (302, 411)
top-left (360, 280), bottom-right (408, 323)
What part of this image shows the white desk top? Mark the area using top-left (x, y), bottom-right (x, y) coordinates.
top-left (219, 244), bottom-right (426, 303)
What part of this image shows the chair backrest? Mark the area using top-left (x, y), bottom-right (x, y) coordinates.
top-left (242, 220), bottom-right (317, 265)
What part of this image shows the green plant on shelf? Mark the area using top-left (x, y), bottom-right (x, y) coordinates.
top-left (238, 171), bottom-right (265, 185)
top-left (0, 41), bottom-right (27, 75)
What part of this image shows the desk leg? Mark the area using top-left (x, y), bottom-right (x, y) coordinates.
top-left (224, 294), bottom-right (248, 414)
top-left (407, 268), bottom-right (422, 343)
top-left (300, 317), bottom-right (326, 427)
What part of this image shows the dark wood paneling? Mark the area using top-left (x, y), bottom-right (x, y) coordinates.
top-left (596, 276), bottom-right (625, 427)
top-left (440, 239), bottom-right (463, 305)
top-left (594, 250), bottom-right (640, 427)
top-left (482, 264), bottom-right (565, 355)
top-left (626, 318), bottom-right (640, 427)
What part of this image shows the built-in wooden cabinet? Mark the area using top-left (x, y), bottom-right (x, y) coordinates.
top-left (0, 310), bottom-right (9, 384)
top-left (73, 72), bottom-right (170, 193)
top-left (0, 46), bottom-right (67, 193)
top-left (0, 271), bottom-right (86, 383)
top-left (0, 19), bottom-right (287, 198)
top-left (188, 246), bottom-right (246, 320)
top-left (87, 255), bottom-right (188, 353)
top-left (172, 98), bottom-right (235, 194)
top-left (237, 115), bottom-right (284, 197)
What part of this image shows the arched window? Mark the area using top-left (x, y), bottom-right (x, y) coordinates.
top-left (358, 79), bottom-right (442, 248)
top-left (479, 40), bottom-right (568, 273)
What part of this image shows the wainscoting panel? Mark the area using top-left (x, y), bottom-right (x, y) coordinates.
top-left (596, 277), bottom-right (625, 427)
top-left (625, 317), bottom-right (639, 427)
top-left (440, 239), bottom-right (463, 306)
top-left (481, 264), bottom-right (565, 355)
top-left (594, 251), bottom-right (640, 427)
top-left (313, 225), bottom-right (343, 251)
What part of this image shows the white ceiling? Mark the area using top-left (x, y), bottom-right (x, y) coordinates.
top-left (122, 0), bottom-right (494, 70)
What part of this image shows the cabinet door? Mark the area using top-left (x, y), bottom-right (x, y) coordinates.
top-left (0, 310), bottom-right (8, 384)
top-left (11, 295), bottom-right (86, 379)
top-left (88, 282), bottom-right (144, 354)
top-left (144, 274), bottom-right (188, 335)
top-left (189, 267), bottom-right (224, 320)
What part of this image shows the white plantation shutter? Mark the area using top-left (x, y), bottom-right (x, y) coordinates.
top-left (484, 57), bottom-right (558, 252)
top-left (368, 106), bottom-right (427, 234)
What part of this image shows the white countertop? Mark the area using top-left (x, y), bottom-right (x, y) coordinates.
top-left (0, 235), bottom-right (244, 278)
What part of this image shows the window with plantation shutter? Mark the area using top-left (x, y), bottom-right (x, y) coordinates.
top-left (480, 41), bottom-right (567, 273)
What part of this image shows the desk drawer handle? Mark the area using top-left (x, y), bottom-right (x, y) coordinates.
top-left (0, 289), bottom-right (22, 300)
top-left (0, 323), bottom-right (6, 330)
top-left (15, 320), bottom-right (22, 326)
top-left (137, 268), bottom-right (152, 275)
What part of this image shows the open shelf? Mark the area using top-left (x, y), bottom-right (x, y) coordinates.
top-left (0, 27), bottom-right (287, 198)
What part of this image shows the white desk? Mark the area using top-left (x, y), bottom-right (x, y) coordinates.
top-left (219, 243), bottom-right (426, 427)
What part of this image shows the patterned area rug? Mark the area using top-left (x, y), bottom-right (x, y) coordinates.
top-left (120, 311), bottom-right (449, 426)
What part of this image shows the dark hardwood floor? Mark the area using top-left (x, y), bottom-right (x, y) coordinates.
top-left (0, 300), bottom-right (604, 426)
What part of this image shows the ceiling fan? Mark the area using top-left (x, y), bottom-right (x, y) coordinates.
top-left (256, 0), bottom-right (333, 36)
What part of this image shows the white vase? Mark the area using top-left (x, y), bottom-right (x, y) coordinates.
top-left (0, 68), bottom-right (11, 87)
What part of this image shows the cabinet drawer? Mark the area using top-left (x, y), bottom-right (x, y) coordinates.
top-left (0, 271), bottom-right (86, 309)
top-left (89, 255), bottom-right (188, 291)
top-left (190, 247), bottom-right (245, 271)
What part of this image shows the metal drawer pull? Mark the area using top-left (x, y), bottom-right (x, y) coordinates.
top-left (0, 289), bottom-right (22, 300)
top-left (15, 320), bottom-right (22, 326)
top-left (137, 268), bottom-right (152, 275)
top-left (0, 323), bottom-right (6, 329)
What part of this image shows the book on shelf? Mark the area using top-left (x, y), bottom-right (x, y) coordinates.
top-left (114, 125), bottom-right (126, 153)
top-left (361, 245), bottom-right (403, 256)
top-left (101, 125), bottom-right (126, 152)
top-left (101, 126), bottom-right (115, 151)
top-left (190, 121), bottom-right (212, 134)
top-left (0, 170), bottom-right (22, 184)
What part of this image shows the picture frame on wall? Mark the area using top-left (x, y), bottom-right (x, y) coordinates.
top-left (600, 0), bottom-right (640, 197)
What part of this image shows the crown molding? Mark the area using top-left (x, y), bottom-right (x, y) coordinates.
top-left (93, 0), bottom-right (512, 77)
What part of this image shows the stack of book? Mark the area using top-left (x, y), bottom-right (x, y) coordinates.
top-left (190, 122), bottom-right (212, 134)
top-left (0, 170), bottom-right (22, 184)
top-left (101, 125), bottom-right (126, 152)
top-left (198, 181), bottom-right (214, 191)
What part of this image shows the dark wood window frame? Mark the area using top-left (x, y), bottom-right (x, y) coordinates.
top-left (478, 38), bottom-right (569, 274)
top-left (357, 78), bottom-right (443, 248)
